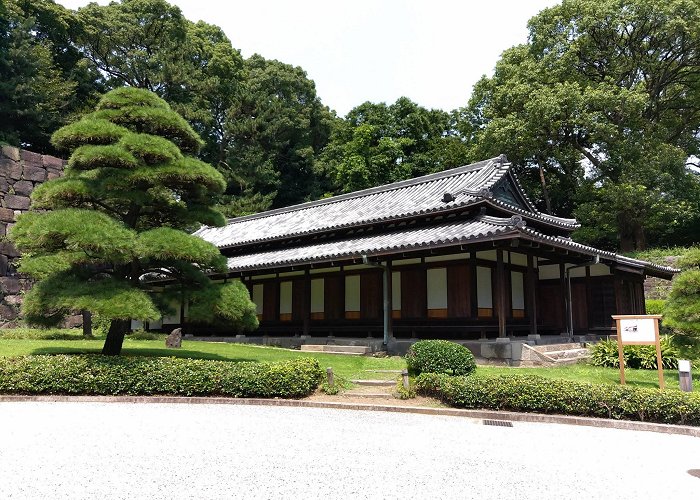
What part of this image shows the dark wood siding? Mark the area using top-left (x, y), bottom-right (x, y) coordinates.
top-left (401, 268), bottom-right (426, 319)
top-left (589, 276), bottom-right (615, 327)
top-left (262, 281), bottom-right (278, 322)
top-left (572, 281), bottom-right (588, 331)
top-left (360, 271), bottom-right (382, 319)
top-left (447, 263), bottom-right (471, 318)
top-left (324, 274), bottom-right (344, 320)
top-left (537, 281), bottom-right (564, 329)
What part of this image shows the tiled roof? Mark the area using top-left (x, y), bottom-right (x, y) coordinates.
top-left (225, 215), bottom-right (677, 278)
top-left (195, 156), bottom-right (579, 250)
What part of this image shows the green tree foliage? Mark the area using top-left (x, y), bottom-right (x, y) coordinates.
top-left (320, 98), bottom-right (470, 193)
top-left (220, 54), bottom-right (335, 215)
top-left (464, 0), bottom-right (700, 251)
top-left (0, 0), bottom-right (88, 152)
top-left (9, 87), bottom-right (258, 355)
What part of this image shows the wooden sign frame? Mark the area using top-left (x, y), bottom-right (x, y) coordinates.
top-left (611, 315), bottom-right (664, 389)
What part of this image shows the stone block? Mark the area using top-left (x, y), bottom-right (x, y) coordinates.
top-left (47, 171), bottom-right (61, 180)
top-left (0, 255), bottom-right (7, 275)
top-left (0, 241), bottom-right (20, 258)
top-left (22, 165), bottom-right (46, 182)
top-left (20, 149), bottom-right (42, 165)
top-left (1, 145), bottom-right (20, 161)
top-left (3, 294), bottom-right (22, 306)
top-left (0, 304), bottom-right (18, 321)
top-left (0, 277), bottom-right (21, 294)
top-left (0, 177), bottom-right (8, 193)
top-left (3, 194), bottom-right (30, 210)
top-left (12, 180), bottom-right (33, 196)
top-left (1, 158), bottom-right (22, 180)
top-left (0, 207), bottom-right (13, 222)
top-left (0, 222), bottom-right (5, 237)
top-left (42, 155), bottom-right (64, 169)
top-left (480, 341), bottom-right (512, 360)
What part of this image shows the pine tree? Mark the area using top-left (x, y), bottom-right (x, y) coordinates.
top-left (10, 87), bottom-right (257, 355)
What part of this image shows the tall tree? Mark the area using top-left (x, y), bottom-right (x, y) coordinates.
top-left (220, 54), bottom-right (335, 215)
top-left (10, 87), bottom-right (257, 355)
top-left (320, 98), bottom-right (470, 193)
top-left (464, 0), bottom-right (700, 251)
top-left (0, 0), bottom-right (80, 152)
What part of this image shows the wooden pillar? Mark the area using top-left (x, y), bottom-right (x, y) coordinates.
top-left (496, 249), bottom-right (506, 338)
top-left (302, 269), bottom-right (311, 336)
top-left (470, 251), bottom-right (478, 318)
top-left (385, 260), bottom-right (393, 342)
top-left (527, 254), bottom-right (537, 336)
top-left (559, 262), bottom-right (567, 334)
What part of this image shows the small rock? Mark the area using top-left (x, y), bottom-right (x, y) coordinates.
top-left (166, 328), bottom-right (182, 348)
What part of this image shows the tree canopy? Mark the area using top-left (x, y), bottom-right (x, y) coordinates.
top-left (3, 0), bottom-right (700, 253)
top-left (10, 87), bottom-right (257, 355)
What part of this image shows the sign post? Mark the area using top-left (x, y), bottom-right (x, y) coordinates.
top-left (612, 315), bottom-right (664, 389)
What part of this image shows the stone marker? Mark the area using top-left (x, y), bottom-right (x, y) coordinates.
top-left (166, 328), bottom-right (182, 348)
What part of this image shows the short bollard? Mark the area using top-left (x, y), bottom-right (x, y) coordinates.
top-left (679, 360), bottom-right (693, 392)
top-left (326, 367), bottom-right (334, 387)
top-left (401, 369), bottom-right (409, 389)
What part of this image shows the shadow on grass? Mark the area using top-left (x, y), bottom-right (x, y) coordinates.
top-left (29, 346), bottom-right (256, 363)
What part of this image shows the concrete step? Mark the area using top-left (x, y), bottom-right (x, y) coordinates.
top-left (350, 379), bottom-right (396, 386)
top-left (363, 369), bottom-right (403, 373)
top-left (300, 344), bottom-right (370, 355)
top-left (342, 392), bottom-right (392, 399)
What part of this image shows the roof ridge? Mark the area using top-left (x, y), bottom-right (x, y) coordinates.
top-left (218, 156), bottom-right (504, 227)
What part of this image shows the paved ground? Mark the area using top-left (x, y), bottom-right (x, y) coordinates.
top-left (0, 402), bottom-right (698, 499)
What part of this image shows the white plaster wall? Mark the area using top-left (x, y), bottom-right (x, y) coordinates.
top-left (252, 284), bottom-right (264, 315)
top-left (279, 281), bottom-right (293, 315)
top-left (476, 266), bottom-right (493, 308)
top-left (511, 271), bottom-right (525, 309)
top-left (393, 258), bottom-right (422, 266)
top-left (278, 271), bottom-right (304, 277)
top-left (345, 275), bottom-right (361, 311)
top-left (392, 271), bottom-right (401, 310)
top-left (425, 253), bottom-right (467, 263)
top-left (427, 268), bottom-right (448, 309)
top-left (589, 264), bottom-right (611, 276)
top-left (476, 250), bottom-right (497, 261)
top-left (311, 279), bottom-right (324, 313)
top-left (538, 264), bottom-right (560, 280)
top-left (509, 252), bottom-right (527, 266)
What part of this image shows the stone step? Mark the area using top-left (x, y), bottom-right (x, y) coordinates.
top-left (363, 369), bottom-right (403, 373)
top-left (546, 348), bottom-right (590, 360)
top-left (300, 344), bottom-right (370, 354)
top-left (533, 343), bottom-right (584, 353)
top-left (350, 379), bottom-right (396, 386)
top-left (342, 392), bottom-right (392, 399)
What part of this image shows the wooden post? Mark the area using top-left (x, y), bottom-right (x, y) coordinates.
top-left (496, 249), bottom-right (506, 338)
top-left (526, 254), bottom-right (537, 336)
top-left (654, 318), bottom-right (665, 389)
top-left (559, 262), bottom-right (567, 335)
top-left (302, 269), bottom-right (311, 336)
top-left (616, 318), bottom-right (626, 385)
top-left (385, 260), bottom-right (393, 343)
top-left (326, 367), bottom-right (334, 387)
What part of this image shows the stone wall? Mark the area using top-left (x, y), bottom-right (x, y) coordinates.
top-left (0, 145), bottom-right (66, 327)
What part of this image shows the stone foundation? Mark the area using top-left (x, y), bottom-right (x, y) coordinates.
top-left (0, 146), bottom-right (66, 327)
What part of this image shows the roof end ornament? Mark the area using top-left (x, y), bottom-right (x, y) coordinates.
top-left (509, 215), bottom-right (526, 229)
top-left (441, 188), bottom-right (493, 204)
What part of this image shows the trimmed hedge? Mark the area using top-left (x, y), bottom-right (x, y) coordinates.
top-left (0, 355), bottom-right (322, 398)
top-left (405, 340), bottom-right (476, 376)
top-left (415, 373), bottom-right (700, 426)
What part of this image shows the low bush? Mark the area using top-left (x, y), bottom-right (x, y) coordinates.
top-left (590, 336), bottom-right (679, 369)
top-left (0, 355), bottom-right (322, 398)
top-left (405, 340), bottom-right (476, 376)
top-left (645, 299), bottom-right (665, 315)
top-left (415, 372), bottom-right (700, 426)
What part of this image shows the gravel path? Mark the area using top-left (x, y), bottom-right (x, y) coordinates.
top-left (0, 402), bottom-right (698, 499)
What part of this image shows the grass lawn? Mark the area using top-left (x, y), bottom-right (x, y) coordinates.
top-left (1, 328), bottom-right (698, 391)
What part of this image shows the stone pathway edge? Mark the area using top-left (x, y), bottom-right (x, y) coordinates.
top-left (0, 395), bottom-right (698, 438)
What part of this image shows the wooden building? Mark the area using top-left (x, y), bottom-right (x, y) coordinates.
top-left (182, 155), bottom-right (674, 345)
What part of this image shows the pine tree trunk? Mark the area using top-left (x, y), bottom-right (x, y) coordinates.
top-left (82, 310), bottom-right (93, 338)
top-left (102, 319), bottom-right (130, 356)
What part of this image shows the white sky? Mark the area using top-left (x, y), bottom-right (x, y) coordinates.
top-left (58, 0), bottom-right (559, 116)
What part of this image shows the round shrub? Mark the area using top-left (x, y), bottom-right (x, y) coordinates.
top-left (405, 340), bottom-right (476, 376)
